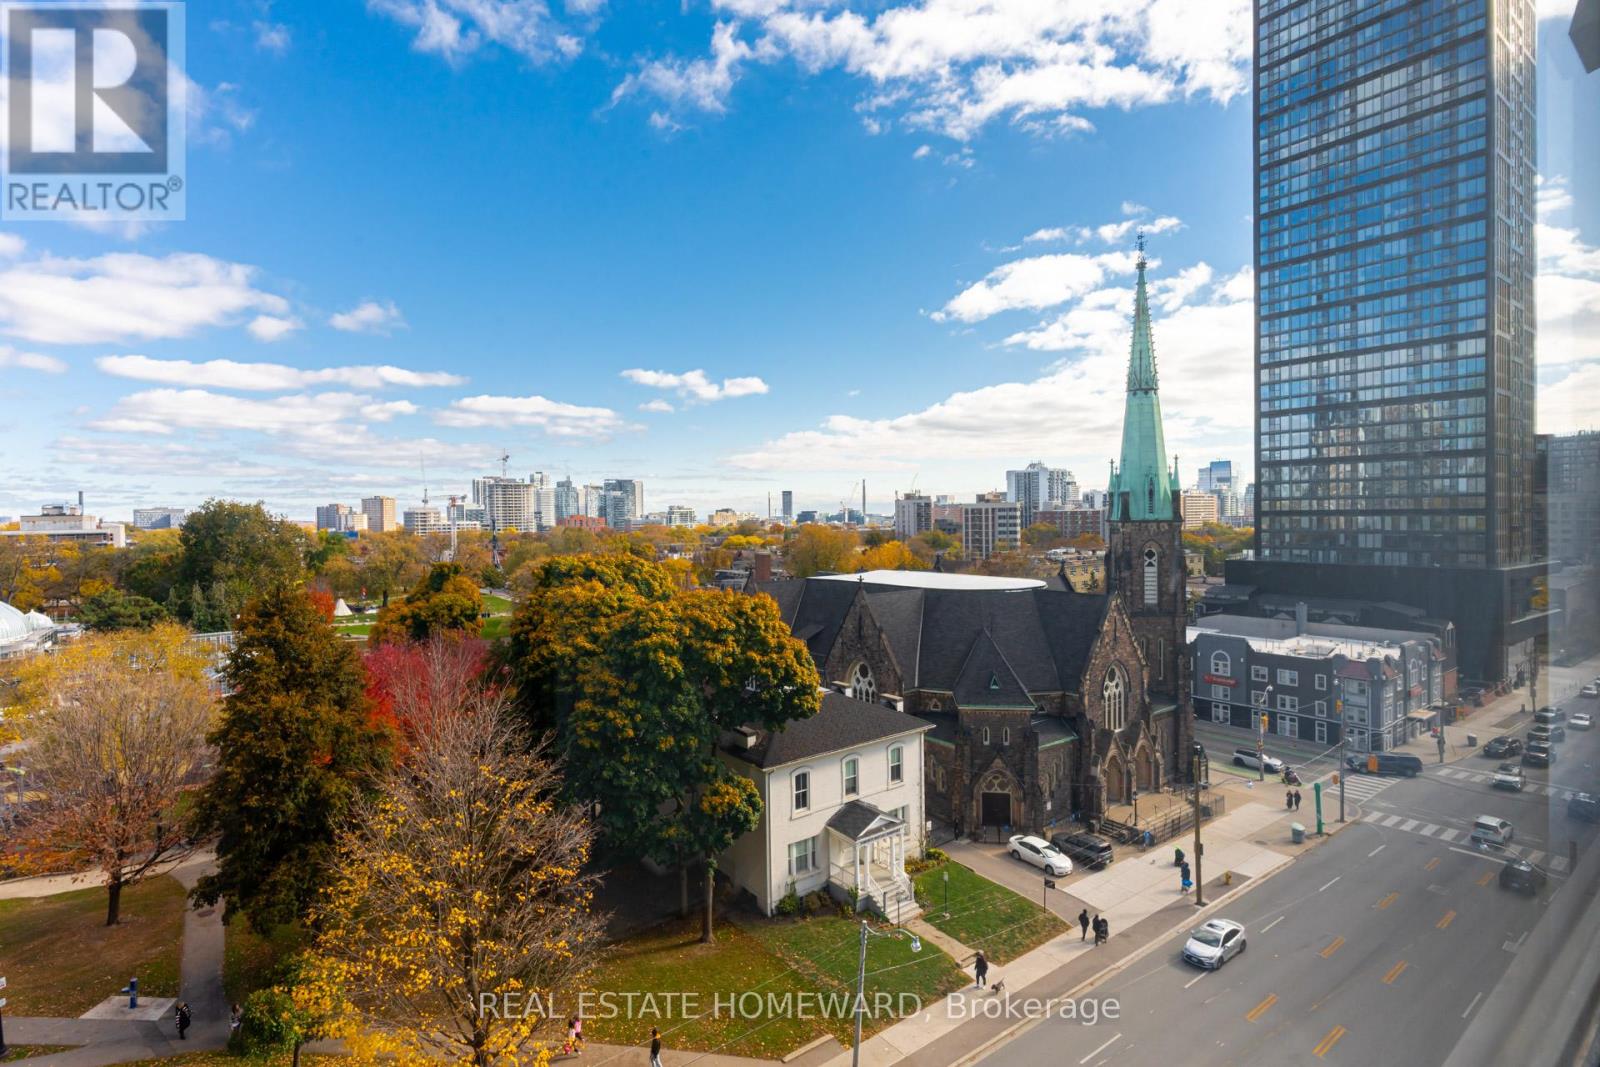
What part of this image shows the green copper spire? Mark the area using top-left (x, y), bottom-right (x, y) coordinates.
top-left (1109, 236), bottom-right (1180, 522)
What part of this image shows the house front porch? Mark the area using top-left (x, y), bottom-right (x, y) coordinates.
top-left (826, 800), bottom-right (920, 923)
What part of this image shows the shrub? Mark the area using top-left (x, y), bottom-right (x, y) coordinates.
top-left (774, 882), bottom-right (803, 917)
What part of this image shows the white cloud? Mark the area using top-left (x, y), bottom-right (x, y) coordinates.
top-left (248, 314), bottom-right (303, 342)
top-left (437, 394), bottom-right (633, 437)
top-left (1537, 223), bottom-right (1600, 374)
top-left (254, 21), bottom-right (291, 53)
top-left (1537, 0), bottom-right (1576, 20)
top-left (0, 233), bottom-right (25, 258)
top-left (1538, 175), bottom-right (1573, 218)
top-left (639, 398), bottom-right (676, 413)
top-left (1023, 212), bottom-right (1182, 246)
top-left (96, 354), bottom-right (466, 391)
top-left (1541, 363), bottom-right (1600, 433)
top-left (330, 300), bottom-right (407, 334)
top-left (912, 143), bottom-right (932, 159)
top-left (617, 0), bottom-right (1251, 139)
top-left (0, 345), bottom-right (66, 373)
top-left (621, 367), bottom-right (770, 402)
top-left (369, 0), bottom-right (584, 66)
top-left (90, 389), bottom-right (411, 437)
top-left (0, 252), bottom-right (291, 345)
top-left (935, 250), bottom-right (1135, 323)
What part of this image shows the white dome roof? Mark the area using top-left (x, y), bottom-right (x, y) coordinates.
top-left (25, 610), bottom-right (53, 632)
top-left (0, 601), bottom-right (31, 644)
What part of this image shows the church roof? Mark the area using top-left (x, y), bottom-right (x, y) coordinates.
top-left (1108, 238), bottom-right (1181, 523)
top-left (755, 577), bottom-right (1113, 698)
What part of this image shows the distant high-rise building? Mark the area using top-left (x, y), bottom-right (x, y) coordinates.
top-left (403, 507), bottom-right (447, 535)
top-left (533, 486), bottom-right (557, 532)
top-left (1181, 491), bottom-right (1220, 529)
top-left (894, 492), bottom-right (932, 541)
top-left (554, 478), bottom-right (580, 522)
top-left (961, 497), bottom-right (1022, 560)
top-left (474, 476), bottom-right (537, 532)
top-left (581, 484), bottom-right (604, 518)
top-left (666, 504), bottom-right (697, 527)
top-left (1540, 432), bottom-right (1600, 564)
top-left (1243, 0), bottom-right (1541, 681)
top-left (316, 503), bottom-right (355, 531)
top-left (360, 495), bottom-right (398, 533)
top-left (132, 506), bottom-right (187, 530)
top-left (781, 490), bottom-right (794, 522)
top-left (1006, 462), bottom-right (1076, 527)
top-left (600, 478), bottom-right (643, 527)
top-left (1195, 461), bottom-right (1233, 495)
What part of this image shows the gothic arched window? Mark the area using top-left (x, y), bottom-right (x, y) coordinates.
top-left (848, 661), bottom-right (876, 703)
top-left (1143, 547), bottom-right (1159, 606)
top-left (1103, 667), bottom-right (1127, 731)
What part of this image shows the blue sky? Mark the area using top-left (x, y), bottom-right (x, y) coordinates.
top-left (0, 0), bottom-right (1595, 523)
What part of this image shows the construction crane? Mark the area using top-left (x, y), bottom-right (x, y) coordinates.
top-left (420, 455), bottom-right (430, 508)
top-left (499, 449), bottom-right (511, 479)
top-left (446, 494), bottom-right (461, 562)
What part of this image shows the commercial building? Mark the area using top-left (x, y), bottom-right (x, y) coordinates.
top-left (132, 506), bottom-right (187, 530)
top-left (1189, 609), bottom-right (1448, 753)
top-left (1196, 460), bottom-right (1234, 496)
top-left (599, 478), bottom-right (644, 528)
top-left (1006, 462), bottom-right (1077, 527)
top-left (1, 503), bottom-right (125, 548)
top-left (554, 478), bottom-right (580, 523)
top-left (666, 504), bottom-right (697, 527)
top-left (893, 492), bottom-right (932, 541)
top-left (960, 494), bottom-right (1021, 560)
top-left (1539, 432), bottom-right (1600, 565)
top-left (781, 490), bottom-right (794, 522)
top-left (360, 496), bottom-right (399, 533)
top-left (1181, 491), bottom-right (1219, 529)
top-left (1241, 0), bottom-right (1542, 683)
top-left (403, 507), bottom-right (448, 535)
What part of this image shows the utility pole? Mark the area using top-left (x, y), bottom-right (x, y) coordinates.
top-left (852, 921), bottom-right (869, 1067)
top-left (1192, 743), bottom-right (1204, 906)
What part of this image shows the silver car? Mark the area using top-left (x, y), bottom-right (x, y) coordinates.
top-left (1183, 918), bottom-right (1247, 969)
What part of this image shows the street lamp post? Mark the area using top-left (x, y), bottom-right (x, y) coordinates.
top-left (1191, 742), bottom-right (1206, 906)
top-left (1259, 685), bottom-right (1274, 781)
top-left (852, 920), bottom-right (921, 1067)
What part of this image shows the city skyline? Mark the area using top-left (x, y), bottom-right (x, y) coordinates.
top-left (0, 1), bottom-right (1594, 522)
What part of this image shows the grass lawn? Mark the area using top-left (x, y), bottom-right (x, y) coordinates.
top-left (482, 593), bottom-right (513, 614)
top-left (223, 920), bottom-right (306, 1003)
top-left (0, 876), bottom-right (185, 1015)
top-left (1, 1048), bottom-right (73, 1062)
top-left (480, 616), bottom-right (510, 640)
top-left (912, 863), bottom-right (1068, 964)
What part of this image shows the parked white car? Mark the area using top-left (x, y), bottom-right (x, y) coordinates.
top-left (1232, 748), bottom-right (1285, 774)
top-left (1571, 711), bottom-right (1594, 730)
top-left (1580, 684), bottom-right (1598, 699)
top-left (1008, 834), bottom-right (1073, 877)
top-left (1183, 918), bottom-right (1247, 969)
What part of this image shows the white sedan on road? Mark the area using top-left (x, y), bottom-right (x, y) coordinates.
top-left (1183, 918), bottom-right (1247, 969)
top-left (1007, 834), bottom-right (1073, 877)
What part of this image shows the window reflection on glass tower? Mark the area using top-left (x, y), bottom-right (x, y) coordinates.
top-left (1248, 0), bottom-right (1539, 680)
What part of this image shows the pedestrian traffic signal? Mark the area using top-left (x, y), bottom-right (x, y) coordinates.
top-left (1332, 773), bottom-right (1341, 785)
top-left (1260, 714), bottom-right (1269, 731)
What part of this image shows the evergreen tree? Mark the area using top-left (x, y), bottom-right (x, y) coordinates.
top-left (191, 586), bottom-right (394, 931)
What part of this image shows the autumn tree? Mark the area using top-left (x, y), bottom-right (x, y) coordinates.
top-left (176, 500), bottom-right (310, 624)
top-left (352, 530), bottom-right (427, 604)
top-left (856, 540), bottom-right (929, 572)
top-left (1023, 522), bottom-right (1064, 550)
top-left (191, 586), bottom-right (394, 931)
top-left (77, 587), bottom-right (168, 630)
top-left (307, 679), bottom-right (602, 1067)
top-left (11, 625), bottom-right (213, 924)
top-left (369, 563), bottom-right (483, 644)
top-left (0, 533), bottom-right (60, 611)
top-left (785, 524), bottom-right (859, 577)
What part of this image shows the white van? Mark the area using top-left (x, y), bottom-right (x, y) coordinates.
top-left (1471, 815), bottom-right (1514, 847)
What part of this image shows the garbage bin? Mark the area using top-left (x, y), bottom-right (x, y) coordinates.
top-left (1291, 822), bottom-right (1306, 844)
top-left (1466, 733), bottom-right (1478, 748)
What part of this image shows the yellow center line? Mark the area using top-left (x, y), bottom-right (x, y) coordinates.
top-left (1382, 959), bottom-right (1409, 985)
top-left (1425, 857), bottom-right (1440, 871)
top-left (1476, 870), bottom-right (1496, 887)
top-left (1437, 910), bottom-right (1457, 929)
top-left (1246, 993), bottom-right (1278, 1022)
top-left (1320, 936), bottom-right (1345, 959)
top-left (1376, 892), bottom-right (1399, 910)
top-left (1314, 1024), bottom-right (1349, 1058)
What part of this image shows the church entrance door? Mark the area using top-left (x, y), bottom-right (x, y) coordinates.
top-left (980, 792), bottom-right (1011, 828)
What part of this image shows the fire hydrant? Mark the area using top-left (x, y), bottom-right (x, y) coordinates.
top-left (1223, 871), bottom-right (1233, 886)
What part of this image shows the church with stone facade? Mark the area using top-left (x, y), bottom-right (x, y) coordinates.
top-left (751, 246), bottom-right (1192, 837)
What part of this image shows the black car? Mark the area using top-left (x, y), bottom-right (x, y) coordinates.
top-left (1499, 858), bottom-right (1547, 895)
top-left (1345, 752), bottom-right (1423, 777)
top-left (1483, 736), bottom-right (1524, 759)
top-left (1522, 741), bottom-right (1555, 768)
top-left (1534, 706), bottom-right (1566, 724)
top-left (1049, 831), bottom-right (1115, 870)
top-left (1569, 793), bottom-right (1600, 823)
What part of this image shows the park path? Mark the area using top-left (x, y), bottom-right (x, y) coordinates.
top-left (3, 852), bottom-right (229, 1065)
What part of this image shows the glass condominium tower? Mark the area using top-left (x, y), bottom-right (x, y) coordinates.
top-left (1247, 0), bottom-right (1540, 680)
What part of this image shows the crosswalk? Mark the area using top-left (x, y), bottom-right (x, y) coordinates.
top-left (1359, 808), bottom-right (1572, 872)
top-left (1434, 764), bottom-right (1590, 800)
top-left (1315, 771), bottom-right (1399, 805)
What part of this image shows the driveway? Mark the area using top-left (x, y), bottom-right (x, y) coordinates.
top-left (941, 837), bottom-right (1091, 922)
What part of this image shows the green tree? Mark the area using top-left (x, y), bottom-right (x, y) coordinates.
top-left (191, 587), bottom-right (394, 932)
top-left (177, 500), bottom-right (310, 622)
top-left (76, 587), bottom-right (168, 630)
top-left (369, 563), bottom-right (483, 644)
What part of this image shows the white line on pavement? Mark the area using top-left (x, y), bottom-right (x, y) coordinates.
top-left (1184, 972), bottom-right (1207, 989)
top-left (1368, 844), bottom-right (1387, 857)
top-left (1463, 991), bottom-right (1484, 1018)
top-left (1262, 915), bottom-right (1285, 932)
top-left (1320, 876), bottom-right (1341, 892)
top-left (1080, 1033), bottom-right (1122, 1064)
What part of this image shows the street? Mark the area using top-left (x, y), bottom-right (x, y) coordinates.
top-left (979, 685), bottom-right (1600, 1066)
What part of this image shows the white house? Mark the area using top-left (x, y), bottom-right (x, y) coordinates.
top-left (718, 690), bottom-right (931, 921)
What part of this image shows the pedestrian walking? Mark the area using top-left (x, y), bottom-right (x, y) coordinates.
top-left (568, 1016), bottom-right (583, 1053)
top-left (229, 1002), bottom-right (242, 1036)
top-left (1294, 789), bottom-right (1303, 811)
top-left (650, 1027), bottom-right (663, 1067)
top-left (1180, 861), bottom-right (1192, 892)
top-left (1078, 908), bottom-right (1090, 941)
top-left (1091, 914), bottom-right (1102, 947)
top-left (1285, 788), bottom-right (1294, 810)
top-left (974, 950), bottom-right (989, 989)
top-left (1174, 846), bottom-right (1185, 867)
top-left (176, 1002), bottom-right (192, 1040)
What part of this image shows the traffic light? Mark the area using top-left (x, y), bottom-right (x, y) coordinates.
top-left (1260, 714), bottom-right (1269, 732)
top-left (1332, 773), bottom-right (1341, 785)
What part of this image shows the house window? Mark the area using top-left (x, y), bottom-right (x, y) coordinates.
top-left (1252, 689), bottom-right (1268, 707)
top-left (889, 746), bottom-right (904, 783)
top-left (1276, 694), bottom-right (1298, 712)
top-left (890, 805), bottom-right (908, 827)
top-left (1251, 665), bottom-right (1268, 682)
top-left (843, 757), bottom-right (860, 797)
top-left (982, 726), bottom-right (991, 745)
top-left (848, 662), bottom-right (877, 703)
top-left (928, 699), bottom-right (943, 712)
top-left (1211, 684), bottom-right (1230, 701)
top-left (1143, 548), bottom-right (1158, 606)
top-left (1210, 651), bottom-right (1231, 677)
top-left (1102, 667), bottom-right (1127, 731)
top-left (788, 836), bottom-right (819, 876)
top-left (1276, 669), bottom-right (1299, 687)
top-left (793, 770), bottom-right (810, 812)
top-left (1277, 715), bottom-right (1298, 739)
top-left (1314, 720), bottom-right (1328, 744)
top-left (1314, 674), bottom-right (1328, 691)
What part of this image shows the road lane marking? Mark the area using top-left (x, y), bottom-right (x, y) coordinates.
top-left (1462, 991), bottom-right (1484, 1018)
top-left (1368, 844), bottom-right (1387, 857)
top-left (1262, 915), bottom-right (1285, 933)
top-left (1425, 857), bottom-right (1440, 871)
top-left (1320, 936), bottom-right (1345, 958)
top-left (1400, 819), bottom-right (1420, 832)
top-left (1363, 811), bottom-right (1383, 823)
top-left (1437, 910), bottom-right (1457, 929)
top-left (1314, 1024), bottom-right (1348, 1058)
top-left (1246, 994), bottom-right (1278, 1022)
top-left (1421, 823), bottom-right (1441, 836)
top-left (1476, 870), bottom-right (1496, 886)
top-left (1381, 814), bottom-right (1404, 827)
top-left (1320, 876), bottom-right (1341, 892)
top-left (1184, 972), bottom-right (1207, 989)
top-left (1440, 828), bottom-right (1460, 842)
top-left (1382, 960), bottom-right (1408, 985)
top-left (1376, 892), bottom-right (1399, 910)
top-left (1079, 1032), bottom-right (1121, 1064)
